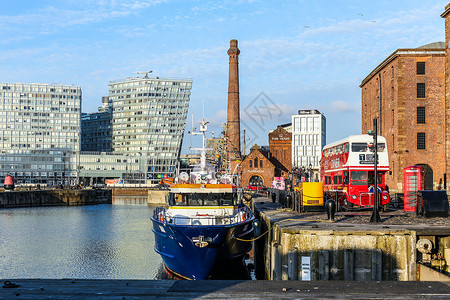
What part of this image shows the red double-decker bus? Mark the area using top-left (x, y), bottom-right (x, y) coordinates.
top-left (320, 134), bottom-right (390, 211)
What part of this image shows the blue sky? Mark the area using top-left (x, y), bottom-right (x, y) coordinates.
top-left (1, 0), bottom-right (448, 154)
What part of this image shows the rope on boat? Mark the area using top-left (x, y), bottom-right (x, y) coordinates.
top-left (232, 227), bottom-right (270, 242)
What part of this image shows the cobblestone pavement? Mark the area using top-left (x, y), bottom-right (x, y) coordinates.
top-left (269, 208), bottom-right (450, 226)
top-left (252, 195), bottom-right (450, 226)
top-left (334, 210), bottom-right (450, 226)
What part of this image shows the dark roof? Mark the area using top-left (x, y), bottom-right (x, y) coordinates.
top-left (361, 42), bottom-right (445, 87)
top-left (416, 42), bottom-right (445, 49)
top-left (279, 122), bottom-right (292, 128)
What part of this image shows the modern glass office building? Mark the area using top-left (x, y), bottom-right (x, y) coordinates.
top-left (292, 109), bottom-right (326, 181)
top-left (0, 76), bottom-right (192, 186)
top-left (0, 83), bottom-right (81, 184)
top-left (109, 75), bottom-right (192, 183)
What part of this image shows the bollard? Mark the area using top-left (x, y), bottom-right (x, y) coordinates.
top-left (286, 194), bottom-right (292, 209)
top-left (325, 199), bottom-right (336, 221)
top-left (253, 219), bottom-right (261, 237)
top-left (271, 193), bottom-right (276, 203)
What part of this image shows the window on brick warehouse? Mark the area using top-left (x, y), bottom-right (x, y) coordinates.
top-left (417, 83), bottom-right (425, 98)
top-left (417, 107), bottom-right (425, 124)
top-left (417, 132), bottom-right (426, 150)
top-left (417, 62), bottom-right (425, 75)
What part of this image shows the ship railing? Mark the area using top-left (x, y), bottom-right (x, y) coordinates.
top-left (153, 206), bottom-right (253, 226)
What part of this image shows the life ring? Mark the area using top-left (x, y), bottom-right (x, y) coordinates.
top-left (159, 212), bottom-right (164, 222)
top-left (242, 212), bottom-right (246, 221)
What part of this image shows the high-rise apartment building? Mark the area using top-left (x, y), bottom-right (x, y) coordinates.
top-left (109, 75), bottom-right (192, 183)
top-left (0, 83), bottom-right (81, 184)
top-left (291, 109), bottom-right (326, 181)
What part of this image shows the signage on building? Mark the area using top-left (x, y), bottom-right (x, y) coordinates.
top-left (246, 169), bottom-right (266, 173)
top-left (271, 136), bottom-right (290, 141)
top-left (106, 179), bottom-right (123, 185)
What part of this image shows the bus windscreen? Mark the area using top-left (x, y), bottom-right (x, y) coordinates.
top-left (351, 143), bottom-right (385, 152)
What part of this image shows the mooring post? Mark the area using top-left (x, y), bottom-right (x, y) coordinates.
top-left (326, 199), bottom-right (336, 221)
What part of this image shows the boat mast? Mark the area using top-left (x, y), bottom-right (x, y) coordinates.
top-left (190, 118), bottom-right (211, 174)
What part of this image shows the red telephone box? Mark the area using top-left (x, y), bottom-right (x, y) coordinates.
top-left (403, 165), bottom-right (424, 212)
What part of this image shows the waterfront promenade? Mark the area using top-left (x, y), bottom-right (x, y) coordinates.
top-left (252, 194), bottom-right (450, 281)
top-left (1, 279), bottom-right (449, 299)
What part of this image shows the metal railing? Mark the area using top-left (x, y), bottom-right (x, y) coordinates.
top-left (152, 206), bottom-right (253, 226)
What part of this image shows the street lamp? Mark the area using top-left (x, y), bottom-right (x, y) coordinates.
top-left (369, 118), bottom-right (381, 223)
top-left (308, 163), bottom-right (313, 182)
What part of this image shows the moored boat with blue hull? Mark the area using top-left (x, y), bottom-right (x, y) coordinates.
top-left (152, 202), bottom-right (254, 280)
top-left (150, 119), bottom-right (255, 280)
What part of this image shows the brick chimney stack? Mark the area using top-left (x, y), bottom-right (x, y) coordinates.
top-left (227, 39), bottom-right (241, 164)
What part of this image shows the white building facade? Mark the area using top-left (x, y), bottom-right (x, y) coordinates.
top-left (292, 109), bottom-right (326, 181)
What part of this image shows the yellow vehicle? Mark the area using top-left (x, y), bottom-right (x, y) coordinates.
top-left (295, 182), bottom-right (324, 212)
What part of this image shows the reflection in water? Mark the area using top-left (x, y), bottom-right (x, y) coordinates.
top-left (112, 195), bottom-right (148, 206)
top-left (0, 203), bottom-right (162, 279)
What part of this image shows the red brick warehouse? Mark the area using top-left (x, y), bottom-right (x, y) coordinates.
top-left (360, 3), bottom-right (450, 193)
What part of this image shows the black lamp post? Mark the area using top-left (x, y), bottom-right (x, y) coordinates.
top-left (308, 163), bottom-right (313, 182)
top-left (369, 118), bottom-right (381, 223)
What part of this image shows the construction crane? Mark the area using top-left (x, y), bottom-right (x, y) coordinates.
top-left (136, 70), bottom-right (153, 78)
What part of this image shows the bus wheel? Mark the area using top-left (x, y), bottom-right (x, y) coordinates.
top-left (341, 197), bottom-right (348, 212)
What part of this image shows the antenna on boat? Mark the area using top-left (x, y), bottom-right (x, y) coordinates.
top-left (189, 114), bottom-right (212, 175)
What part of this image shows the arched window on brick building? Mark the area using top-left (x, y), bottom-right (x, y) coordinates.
top-left (254, 157), bottom-right (258, 168)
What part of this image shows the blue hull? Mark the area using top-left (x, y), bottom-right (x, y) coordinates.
top-left (151, 217), bottom-right (254, 280)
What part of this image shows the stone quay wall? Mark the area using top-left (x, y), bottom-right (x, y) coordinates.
top-left (0, 189), bottom-right (112, 208)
